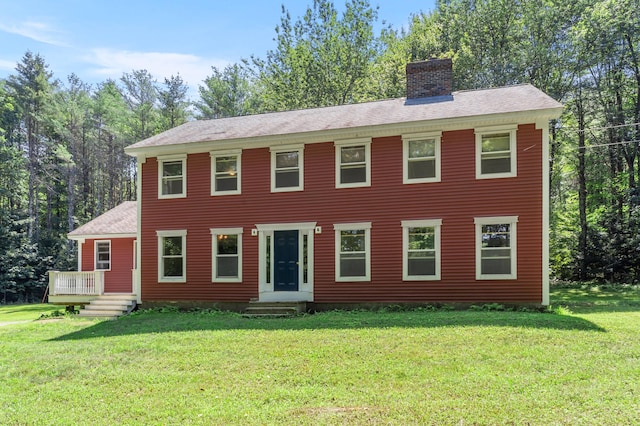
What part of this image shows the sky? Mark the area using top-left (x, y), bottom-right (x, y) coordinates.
top-left (0, 0), bottom-right (435, 94)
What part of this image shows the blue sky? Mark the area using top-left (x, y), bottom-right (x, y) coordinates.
top-left (0, 0), bottom-right (435, 92)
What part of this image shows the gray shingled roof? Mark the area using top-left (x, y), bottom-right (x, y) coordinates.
top-left (68, 201), bottom-right (137, 237)
top-left (126, 84), bottom-right (562, 153)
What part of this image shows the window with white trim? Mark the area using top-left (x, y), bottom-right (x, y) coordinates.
top-left (402, 219), bottom-right (441, 280)
top-left (95, 241), bottom-right (111, 271)
top-left (334, 222), bottom-right (371, 281)
top-left (476, 126), bottom-right (517, 179)
top-left (157, 230), bottom-right (187, 282)
top-left (271, 146), bottom-right (304, 192)
top-left (211, 228), bottom-right (243, 282)
top-left (158, 155), bottom-right (187, 198)
top-left (211, 150), bottom-right (241, 195)
top-left (335, 139), bottom-right (371, 188)
top-left (475, 216), bottom-right (518, 280)
top-left (403, 133), bottom-right (441, 184)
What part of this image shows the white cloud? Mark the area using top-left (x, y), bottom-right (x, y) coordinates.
top-left (85, 48), bottom-right (230, 91)
top-left (0, 59), bottom-right (15, 71)
top-left (0, 20), bottom-right (68, 46)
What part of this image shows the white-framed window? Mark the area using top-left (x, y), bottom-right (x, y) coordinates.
top-left (403, 132), bottom-right (441, 184)
top-left (334, 222), bottom-right (371, 281)
top-left (402, 219), bottom-right (441, 280)
top-left (475, 125), bottom-right (517, 179)
top-left (157, 230), bottom-right (187, 283)
top-left (335, 138), bottom-right (371, 188)
top-left (95, 240), bottom-right (111, 271)
top-left (271, 145), bottom-right (304, 192)
top-left (158, 154), bottom-right (187, 198)
top-left (475, 216), bottom-right (518, 280)
top-left (210, 228), bottom-right (243, 282)
top-left (210, 150), bottom-right (241, 195)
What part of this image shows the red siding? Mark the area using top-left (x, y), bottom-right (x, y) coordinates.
top-left (141, 124), bottom-right (543, 303)
top-left (81, 238), bottom-right (135, 293)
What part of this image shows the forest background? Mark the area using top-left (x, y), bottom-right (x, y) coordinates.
top-left (1, 0), bottom-right (638, 302)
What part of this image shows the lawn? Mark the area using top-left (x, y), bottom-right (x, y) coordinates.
top-left (0, 285), bottom-right (638, 425)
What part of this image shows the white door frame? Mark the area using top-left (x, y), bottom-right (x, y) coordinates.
top-left (256, 222), bottom-right (316, 302)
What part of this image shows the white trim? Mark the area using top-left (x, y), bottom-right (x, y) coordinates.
top-left (255, 222), bottom-right (316, 302)
top-left (401, 219), bottom-right (442, 281)
top-left (335, 138), bottom-right (371, 188)
top-left (475, 125), bottom-right (518, 180)
top-left (210, 227), bottom-right (243, 283)
top-left (474, 216), bottom-right (518, 280)
top-left (157, 154), bottom-right (187, 199)
top-left (334, 222), bottom-right (372, 282)
top-left (156, 229), bottom-right (187, 283)
top-left (135, 160), bottom-right (143, 302)
top-left (402, 132), bottom-right (442, 184)
top-left (270, 145), bottom-right (304, 192)
top-left (541, 124), bottom-right (551, 305)
top-left (256, 222), bottom-right (317, 232)
top-left (69, 233), bottom-right (137, 240)
top-left (210, 149), bottom-right (241, 196)
top-left (94, 240), bottom-right (111, 271)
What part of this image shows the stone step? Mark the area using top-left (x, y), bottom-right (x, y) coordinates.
top-left (242, 313), bottom-right (294, 319)
top-left (242, 302), bottom-right (307, 318)
top-left (78, 294), bottom-right (137, 319)
top-left (98, 294), bottom-right (137, 300)
top-left (83, 303), bottom-right (132, 312)
top-left (244, 306), bottom-right (300, 315)
top-left (78, 309), bottom-right (124, 318)
top-left (89, 299), bottom-right (136, 307)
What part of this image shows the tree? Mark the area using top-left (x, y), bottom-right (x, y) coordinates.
top-left (158, 74), bottom-right (190, 129)
top-left (120, 69), bottom-right (159, 140)
top-left (252, 0), bottom-right (380, 111)
top-left (195, 64), bottom-right (261, 119)
top-left (7, 52), bottom-right (55, 243)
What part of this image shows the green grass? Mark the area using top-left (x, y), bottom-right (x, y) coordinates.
top-left (0, 303), bottom-right (61, 322)
top-left (1, 285), bottom-right (639, 425)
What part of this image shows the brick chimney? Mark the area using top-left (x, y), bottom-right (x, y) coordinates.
top-left (406, 58), bottom-right (453, 99)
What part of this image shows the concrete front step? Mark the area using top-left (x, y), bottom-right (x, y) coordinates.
top-left (242, 302), bottom-right (307, 318)
top-left (78, 295), bottom-right (137, 319)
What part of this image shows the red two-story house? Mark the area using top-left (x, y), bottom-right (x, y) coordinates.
top-left (49, 59), bottom-right (563, 310)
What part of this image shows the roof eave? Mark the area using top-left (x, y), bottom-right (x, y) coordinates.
top-left (124, 106), bottom-right (564, 158)
top-left (68, 232), bottom-right (137, 240)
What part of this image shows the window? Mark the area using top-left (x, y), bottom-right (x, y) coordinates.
top-left (335, 139), bottom-right (371, 188)
top-left (210, 228), bottom-right (243, 282)
top-left (476, 125), bottom-right (517, 179)
top-left (211, 150), bottom-right (241, 195)
top-left (271, 145), bottom-right (304, 192)
top-left (95, 241), bottom-right (111, 271)
top-left (475, 216), bottom-right (518, 280)
top-left (334, 222), bottom-right (371, 281)
top-left (402, 219), bottom-right (441, 280)
top-left (403, 133), bottom-right (441, 184)
top-left (157, 230), bottom-right (187, 282)
top-left (158, 155), bottom-right (187, 198)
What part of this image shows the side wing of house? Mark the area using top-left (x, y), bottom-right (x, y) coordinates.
top-left (49, 201), bottom-right (138, 304)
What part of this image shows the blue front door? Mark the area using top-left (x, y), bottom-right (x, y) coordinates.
top-left (274, 230), bottom-right (299, 292)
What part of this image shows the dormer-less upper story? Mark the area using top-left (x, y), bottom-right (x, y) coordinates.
top-left (125, 60), bottom-right (562, 199)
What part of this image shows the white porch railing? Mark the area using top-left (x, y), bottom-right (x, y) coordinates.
top-left (49, 271), bottom-right (104, 296)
